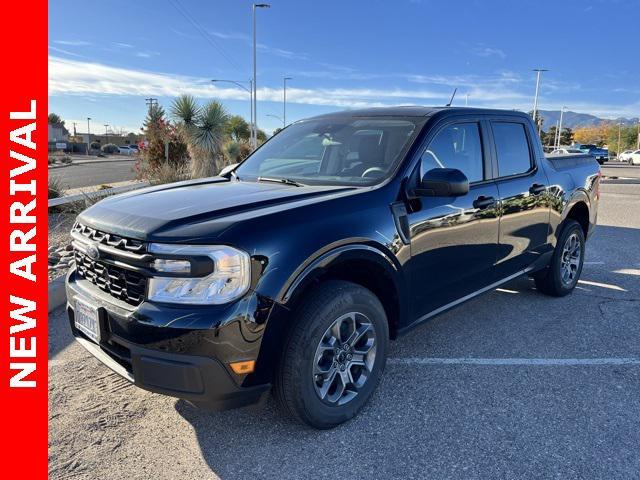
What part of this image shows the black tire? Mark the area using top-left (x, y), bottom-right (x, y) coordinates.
top-left (274, 280), bottom-right (388, 429)
top-left (534, 219), bottom-right (585, 296)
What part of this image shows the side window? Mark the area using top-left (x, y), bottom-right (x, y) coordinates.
top-left (420, 123), bottom-right (484, 183)
top-left (492, 122), bottom-right (532, 177)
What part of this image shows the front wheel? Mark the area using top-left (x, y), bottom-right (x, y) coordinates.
top-left (274, 281), bottom-right (388, 429)
top-left (534, 219), bottom-right (585, 296)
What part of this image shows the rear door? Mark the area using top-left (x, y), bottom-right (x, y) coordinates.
top-left (406, 118), bottom-right (500, 319)
top-left (489, 119), bottom-right (551, 277)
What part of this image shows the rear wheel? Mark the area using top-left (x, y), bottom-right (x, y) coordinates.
top-left (274, 281), bottom-right (388, 429)
top-left (534, 219), bottom-right (585, 296)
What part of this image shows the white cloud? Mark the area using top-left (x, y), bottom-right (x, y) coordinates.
top-left (48, 56), bottom-right (637, 118)
top-left (48, 56), bottom-right (445, 108)
top-left (54, 40), bottom-right (92, 47)
top-left (471, 46), bottom-right (507, 59)
top-left (48, 46), bottom-right (85, 58)
top-left (135, 51), bottom-right (160, 58)
top-left (207, 29), bottom-right (309, 60)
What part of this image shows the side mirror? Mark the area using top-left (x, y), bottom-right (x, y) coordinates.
top-left (219, 163), bottom-right (239, 177)
top-left (414, 168), bottom-right (469, 197)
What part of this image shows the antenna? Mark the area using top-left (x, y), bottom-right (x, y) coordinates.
top-left (446, 88), bottom-right (457, 107)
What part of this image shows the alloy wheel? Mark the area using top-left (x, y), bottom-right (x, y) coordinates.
top-left (312, 312), bottom-right (377, 406)
top-left (560, 232), bottom-right (582, 286)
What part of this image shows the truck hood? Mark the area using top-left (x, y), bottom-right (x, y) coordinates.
top-left (78, 177), bottom-right (354, 241)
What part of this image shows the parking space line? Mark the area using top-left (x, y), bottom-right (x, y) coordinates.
top-left (577, 279), bottom-right (627, 291)
top-left (388, 357), bottom-right (640, 366)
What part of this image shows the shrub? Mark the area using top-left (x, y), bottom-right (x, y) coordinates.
top-left (60, 156), bottom-right (72, 164)
top-left (101, 143), bottom-right (120, 154)
top-left (48, 176), bottom-right (66, 199)
top-left (90, 141), bottom-right (101, 150)
top-left (48, 157), bottom-right (55, 165)
top-left (137, 104), bottom-right (190, 181)
top-left (140, 161), bottom-right (190, 186)
top-left (224, 140), bottom-right (252, 163)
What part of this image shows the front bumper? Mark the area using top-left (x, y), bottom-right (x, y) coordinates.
top-left (65, 269), bottom-right (279, 410)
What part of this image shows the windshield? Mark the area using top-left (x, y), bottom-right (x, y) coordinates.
top-left (235, 116), bottom-right (423, 186)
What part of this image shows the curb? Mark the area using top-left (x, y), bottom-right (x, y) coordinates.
top-left (48, 163), bottom-right (74, 169)
top-left (48, 276), bottom-right (67, 312)
top-left (72, 157), bottom-right (137, 165)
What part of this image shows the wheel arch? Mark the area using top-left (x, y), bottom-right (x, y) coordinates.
top-left (280, 244), bottom-right (407, 339)
top-left (561, 191), bottom-right (590, 238)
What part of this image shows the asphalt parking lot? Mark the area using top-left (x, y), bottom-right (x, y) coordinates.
top-left (50, 157), bottom-right (137, 189)
top-left (48, 165), bottom-right (640, 480)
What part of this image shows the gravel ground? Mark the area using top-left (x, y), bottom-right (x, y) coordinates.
top-left (48, 213), bottom-right (75, 281)
top-left (48, 171), bottom-right (640, 480)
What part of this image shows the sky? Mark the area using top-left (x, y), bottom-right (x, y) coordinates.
top-left (49, 0), bottom-right (640, 135)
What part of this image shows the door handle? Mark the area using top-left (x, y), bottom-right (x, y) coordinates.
top-left (529, 183), bottom-right (546, 195)
top-left (473, 195), bottom-right (495, 210)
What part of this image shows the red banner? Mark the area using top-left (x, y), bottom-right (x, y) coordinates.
top-left (0, 0), bottom-right (48, 477)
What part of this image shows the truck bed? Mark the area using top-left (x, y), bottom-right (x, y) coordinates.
top-left (545, 153), bottom-right (598, 171)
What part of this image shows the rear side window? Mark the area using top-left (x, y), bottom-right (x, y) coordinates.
top-left (420, 122), bottom-right (484, 183)
top-left (492, 122), bottom-right (532, 177)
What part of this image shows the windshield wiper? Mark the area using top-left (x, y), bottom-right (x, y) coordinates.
top-left (257, 176), bottom-right (305, 187)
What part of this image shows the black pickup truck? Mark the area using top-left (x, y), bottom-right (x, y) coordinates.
top-left (66, 107), bottom-right (600, 428)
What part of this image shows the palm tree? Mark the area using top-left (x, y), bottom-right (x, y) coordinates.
top-left (171, 95), bottom-right (229, 178)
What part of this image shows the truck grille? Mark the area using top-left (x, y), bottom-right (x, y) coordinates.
top-left (72, 223), bottom-right (148, 306)
top-left (72, 222), bottom-right (146, 253)
top-left (74, 250), bottom-right (147, 306)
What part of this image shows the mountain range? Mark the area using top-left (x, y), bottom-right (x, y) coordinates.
top-left (538, 110), bottom-right (639, 130)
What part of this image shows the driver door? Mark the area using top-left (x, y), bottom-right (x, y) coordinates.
top-left (406, 120), bottom-right (500, 321)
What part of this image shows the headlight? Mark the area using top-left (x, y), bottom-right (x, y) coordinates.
top-left (147, 244), bottom-right (251, 305)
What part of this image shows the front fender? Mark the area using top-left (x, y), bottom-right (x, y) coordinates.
top-left (279, 242), bottom-right (405, 304)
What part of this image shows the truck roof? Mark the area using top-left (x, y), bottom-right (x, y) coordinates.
top-left (304, 106), bottom-right (528, 120)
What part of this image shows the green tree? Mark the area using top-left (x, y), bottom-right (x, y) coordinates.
top-left (225, 115), bottom-right (251, 142)
top-left (544, 126), bottom-right (558, 146)
top-left (48, 113), bottom-right (64, 125)
top-left (143, 104), bottom-right (166, 130)
top-left (171, 95), bottom-right (230, 178)
top-left (256, 128), bottom-right (267, 144)
top-left (560, 127), bottom-right (574, 146)
top-left (606, 124), bottom-right (639, 153)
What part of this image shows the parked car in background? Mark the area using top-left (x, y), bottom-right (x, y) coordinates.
top-left (628, 150), bottom-right (640, 165)
top-left (118, 145), bottom-right (137, 155)
top-left (619, 150), bottom-right (634, 162)
top-left (128, 144), bottom-right (140, 153)
top-left (572, 143), bottom-right (609, 165)
top-left (551, 148), bottom-right (584, 155)
top-left (66, 107), bottom-right (600, 428)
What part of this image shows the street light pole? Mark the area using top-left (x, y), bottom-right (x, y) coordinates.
top-left (283, 76), bottom-right (292, 127)
top-left (532, 68), bottom-right (548, 136)
top-left (267, 114), bottom-right (284, 128)
top-left (212, 79), bottom-right (254, 144)
top-left (253, 3), bottom-right (270, 149)
top-left (86, 117), bottom-right (92, 155)
top-left (557, 106), bottom-right (566, 149)
top-left (104, 124), bottom-right (110, 144)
